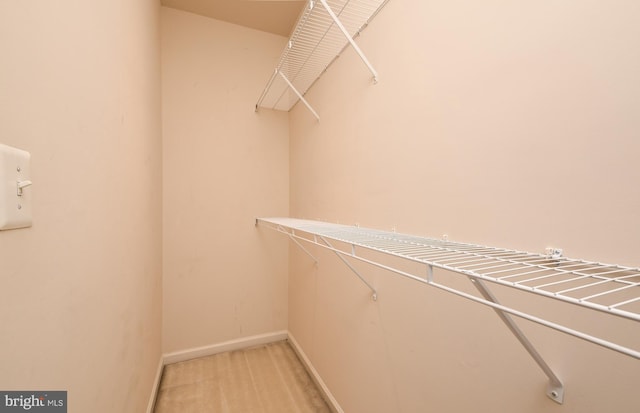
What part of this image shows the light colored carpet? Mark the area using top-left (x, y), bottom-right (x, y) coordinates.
top-left (154, 341), bottom-right (332, 413)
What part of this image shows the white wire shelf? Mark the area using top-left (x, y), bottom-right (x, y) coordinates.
top-left (255, 0), bottom-right (389, 119)
top-left (259, 217), bottom-right (640, 323)
top-left (256, 217), bottom-right (640, 404)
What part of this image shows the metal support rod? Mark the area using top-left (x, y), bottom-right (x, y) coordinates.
top-left (263, 222), bottom-right (320, 264)
top-left (318, 0), bottom-right (379, 83)
top-left (276, 69), bottom-right (320, 121)
top-left (319, 236), bottom-right (378, 301)
top-left (289, 234), bottom-right (319, 264)
top-left (469, 278), bottom-right (564, 404)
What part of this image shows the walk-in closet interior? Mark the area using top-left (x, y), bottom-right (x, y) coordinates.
top-left (1, 0), bottom-right (638, 412)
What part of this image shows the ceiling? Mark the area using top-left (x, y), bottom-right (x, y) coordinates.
top-left (161, 0), bottom-right (306, 37)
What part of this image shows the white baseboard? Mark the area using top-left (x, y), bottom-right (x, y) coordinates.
top-left (287, 332), bottom-right (344, 413)
top-left (146, 356), bottom-right (164, 413)
top-left (162, 330), bottom-right (289, 365)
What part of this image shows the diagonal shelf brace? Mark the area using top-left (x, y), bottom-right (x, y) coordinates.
top-left (258, 218), bottom-right (320, 264)
top-left (318, 0), bottom-right (379, 83)
top-left (288, 231), bottom-right (319, 265)
top-left (276, 70), bottom-right (320, 121)
top-left (469, 278), bottom-right (564, 404)
top-left (319, 236), bottom-right (378, 301)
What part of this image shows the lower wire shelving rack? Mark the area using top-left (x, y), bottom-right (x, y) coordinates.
top-left (256, 217), bottom-right (640, 404)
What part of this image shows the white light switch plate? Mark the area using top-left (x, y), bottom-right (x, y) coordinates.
top-left (0, 144), bottom-right (32, 230)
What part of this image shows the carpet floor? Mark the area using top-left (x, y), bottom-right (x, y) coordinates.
top-left (154, 340), bottom-right (332, 413)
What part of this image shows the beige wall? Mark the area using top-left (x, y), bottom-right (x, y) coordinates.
top-left (289, 1), bottom-right (640, 412)
top-left (2, 1), bottom-right (637, 412)
top-left (0, 1), bottom-right (162, 413)
top-left (161, 7), bottom-right (289, 354)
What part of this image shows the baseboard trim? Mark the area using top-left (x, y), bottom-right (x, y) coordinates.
top-left (162, 330), bottom-right (289, 365)
top-left (146, 356), bottom-right (164, 413)
top-left (287, 332), bottom-right (344, 413)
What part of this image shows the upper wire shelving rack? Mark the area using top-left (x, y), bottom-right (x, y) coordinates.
top-left (257, 217), bottom-right (640, 404)
top-left (255, 0), bottom-right (389, 120)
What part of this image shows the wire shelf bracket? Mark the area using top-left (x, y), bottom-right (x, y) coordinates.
top-left (319, 235), bottom-right (378, 301)
top-left (318, 0), bottom-right (379, 83)
top-left (257, 217), bottom-right (640, 404)
top-left (470, 278), bottom-right (564, 403)
top-left (277, 69), bottom-right (320, 121)
top-left (255, 0), bottom-right (389, 120)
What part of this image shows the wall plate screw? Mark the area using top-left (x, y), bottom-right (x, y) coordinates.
top-left (17, 204), bottom-right (22, 210)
